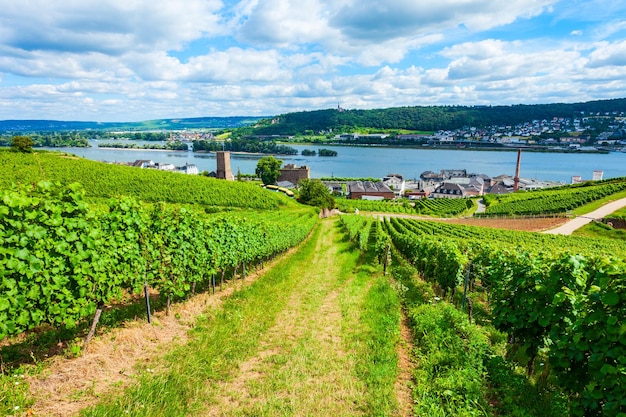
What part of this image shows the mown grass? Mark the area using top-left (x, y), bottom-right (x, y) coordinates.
top-left (81, 219), bottom-right (403, 417)
top-left (340, 243), bottom-right (402, 416)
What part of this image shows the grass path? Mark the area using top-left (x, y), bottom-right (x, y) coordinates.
top-left (81, 218), bottom-right (406, 417)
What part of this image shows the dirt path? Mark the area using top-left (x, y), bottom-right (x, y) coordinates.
top-left (543, 197), bottom-right (626, 235)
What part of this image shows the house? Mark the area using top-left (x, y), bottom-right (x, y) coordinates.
top-left (348, 181), bottom-right (395, 200)
top-left (383, 174), bottom-right (405, 196)
top-left (323, 181), bottom-right (345, 196)
top-left (432, 182), bottom-right (467, 198)
top-left (133, 160), bottom-right (155, 168)
top-left (441, 169), bottom-right (467, 179)
top-left (462, 177), bottom-right (486, 196)
top-left (155, 162), bottom-right (175, 171)
top-left (175, 163), bottom-right (199, 175)
top-left (488, 182), bottom-right (512, 194)
top-left (278, 164), bottom-right (310, 185)
top-left (406, 190), bottom-right (431, 200)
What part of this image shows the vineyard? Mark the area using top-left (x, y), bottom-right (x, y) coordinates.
top-left (2, 147), bottom-right (626, 416)
top-left (336, 196), bottom-right (474, 217)
top-left (349, 214), bottom-right (626, 416)
top-left (483, 179), bottom-right (626, 216)
top-left (0, 150), bottom-right (291, 210)
top-left (0, 181), bottom-right (316, 341)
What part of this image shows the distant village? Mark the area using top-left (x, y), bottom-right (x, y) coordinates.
top-left (333, 113), bottom-right (626, 152)
top-left (114, 159), bottom-right (199, 175)
top-left (320, 170), bottom-right (569, 201)
top-left (119, 151), bottom-right (605, 202)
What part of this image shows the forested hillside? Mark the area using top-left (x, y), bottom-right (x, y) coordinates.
top-left (244, 98), bottom-right (626, 135)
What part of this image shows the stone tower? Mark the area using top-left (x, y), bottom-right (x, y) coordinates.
top-left (216, 151), bottom-right (233, 180)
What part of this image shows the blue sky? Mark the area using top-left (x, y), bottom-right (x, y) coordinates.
top-left (0, 0), bottom-right (625, 122)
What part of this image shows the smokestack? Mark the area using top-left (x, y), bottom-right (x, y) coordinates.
top-left (513, 148), bottom-right (521, 192)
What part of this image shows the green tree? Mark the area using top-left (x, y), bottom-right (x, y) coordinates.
top-left (255, 156), bottom-right (283, 185)
top-left (297, 179), bottom-right (335, 209)
top-left (11, 135), bottom-right (34, 153)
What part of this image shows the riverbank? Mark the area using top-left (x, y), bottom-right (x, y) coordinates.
top-left (276, 141), bottom-right (610, 154)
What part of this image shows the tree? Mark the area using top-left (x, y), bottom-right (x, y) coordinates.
top-left (11, 135), bottom-right (34, 153)
top-left (297, 179), bottom-right (335, 209)
top-left (255, 156), bottom-right (283, 185)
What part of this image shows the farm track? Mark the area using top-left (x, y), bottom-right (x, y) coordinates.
top-left (201, 219), bottom-right (366, 416)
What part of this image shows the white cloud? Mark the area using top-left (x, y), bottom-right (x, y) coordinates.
top-left (586, 40), bottom-right (626, 68)
top-left (330, 0), bottom-right (557, 42)
top-left (0, 0), bottom-right (224, 55)
top-left (0, 0), bottom-right (624, 121)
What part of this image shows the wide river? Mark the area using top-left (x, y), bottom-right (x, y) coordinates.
top-left (46, 142), bottom-right (626, 183)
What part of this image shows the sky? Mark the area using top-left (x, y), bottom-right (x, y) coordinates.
top-left (1, 0), bottom-right (626, 122)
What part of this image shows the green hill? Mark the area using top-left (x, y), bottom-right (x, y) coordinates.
top-left (0, 149), bottom-right (292, 210)
top-left (244, 98), bottom-right (626, 135)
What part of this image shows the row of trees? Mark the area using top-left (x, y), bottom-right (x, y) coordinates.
top-left (1, 134), bottom-right (88, 149)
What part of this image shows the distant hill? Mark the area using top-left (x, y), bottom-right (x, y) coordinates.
top-left (245, 98), bottom-right (626, 135)
top-left (0, 116), bottom-right (266, 132)
top-left (3, 97), bottom-right (626, 135)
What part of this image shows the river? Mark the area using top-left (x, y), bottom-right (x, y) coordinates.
top-left (45, 142), bottom-right (626, 183)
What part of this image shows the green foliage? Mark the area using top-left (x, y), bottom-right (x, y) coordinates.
top-left (381, 214), bottom-right (626, 416)
top-left (0, 133), bottom-right (88, 149)
top-left (409, 303), bottom-right (492, 416)
top-left (0, 182), bottom-right (317, 341)
top-left (297, 178), bottom-right (335, 209)
top-left (10, 136), bottom-right (33, 153)
top-left (241, 98), bottom-right (626, 135)
top-left (339, 215), bottom-right (372, 252)
top-left (0, 182), bottom-right (98, 337)
top-left (337, 199), bottom-right (413, 214)
top-left (318, 148), bottom-right (337, 156)
top-left (414, 197), bottom-right (474, 216)
top-left (98, 140), bottom-right (188, 150)
top-left (255, 155), bottom-right (283, 185)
